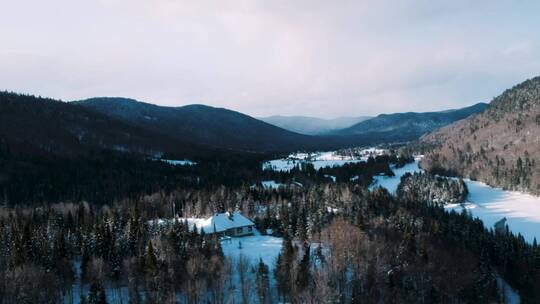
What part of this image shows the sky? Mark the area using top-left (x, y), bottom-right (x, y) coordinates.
top-left (1, 1), bottom-right (540, 118)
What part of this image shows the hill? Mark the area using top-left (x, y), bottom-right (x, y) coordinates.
top-left (332, 103), bottom-right (488, 143)
top-left (259, 115), bottom-right (371, 135)
top-left (420, 76), bottom-right (540, 194)
top-left (0, 92), bottom-right (183, 157)
top-left (74, 97), bottom-right (326, 153)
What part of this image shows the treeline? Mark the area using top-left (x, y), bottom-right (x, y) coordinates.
top-left (0, 140), bottom-right (406, 207)
top-left (0, 148), bottom-right (265, 206)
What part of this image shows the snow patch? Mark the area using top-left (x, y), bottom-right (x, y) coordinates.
top-left (221, 234), bottom-right (283, 271)
top-left (161, 159), bottom-right (197, 166)
top-left (263, 148), bottom-right (385, 172)
top-left (370, 161), bottom-right (422, 194)
top-left (261, 180), bottom-right (285, 189)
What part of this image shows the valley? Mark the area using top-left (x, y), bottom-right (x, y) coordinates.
top-left (2, 78), bottom-right (540, 303)
top-left (3, 2), bottom-right (540, 303)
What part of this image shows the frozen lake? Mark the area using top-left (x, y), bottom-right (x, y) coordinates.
top-left (446, 180), bottom-right (540, 243)
top-left (375, 159), bottom-right (540, 243)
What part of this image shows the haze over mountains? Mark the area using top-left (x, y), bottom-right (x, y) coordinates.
top-left (259, 115), bottom-right (371, 135)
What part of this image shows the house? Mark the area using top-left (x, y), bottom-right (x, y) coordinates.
top-left (184, 211), bottom-right (256, 237)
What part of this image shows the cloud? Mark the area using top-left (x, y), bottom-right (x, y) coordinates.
top-left (1, 0), bottom-right (540, 117)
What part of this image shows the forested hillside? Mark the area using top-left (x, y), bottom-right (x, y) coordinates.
top-left (333, 103), bottom-right (487, 143)
top-left (0, 92), bottom-right (173, 156)
top-left (420, 76), bottom-right (540, 194)
top-left (75, 98), bottom-right (329, 153)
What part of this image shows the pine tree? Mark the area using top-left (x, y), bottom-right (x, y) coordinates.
top-left (87, 281), bottom-right (107, 304)
top-left (295, 244), bottom-right (311, 291)
top-left (144, 241), bottom-right (158, 276)
top-left (274, 235), bottom-right (295, 300)
top-left (255, 258), bottom-right (270, 304)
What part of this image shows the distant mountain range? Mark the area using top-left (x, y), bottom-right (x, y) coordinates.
top-left (0, 91), bottom-right (488, 162)
top-left (332, 102), bottom-right (488, 143)
top-left (259, 115), bottom-right (371, 135)
top-left (420, 76), bottom-right (540, 195)
top-left (74, 97), bottom-right (327, 154)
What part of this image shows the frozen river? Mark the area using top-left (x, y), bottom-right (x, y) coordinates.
top-left (373, 159), bottom-right (540, 244)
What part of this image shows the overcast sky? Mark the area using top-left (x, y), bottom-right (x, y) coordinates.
top-left (2, 1), bottom-right (540, 118)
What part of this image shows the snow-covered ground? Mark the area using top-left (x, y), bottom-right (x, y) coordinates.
top-left (496, 275), bottom-right (521, 304)
top-left (261, 180), bottom-right (285, 189)
top-left (221, 234), bottom-right (283, 271)
top-left (160, 159), bottom-right (197, 166)
top-left (263, 148), bottom-right (385, 172)
top-left (369, 158), bottom-right (423, 193)
top-left (446, 180), bottom-right (540, 243)
top-left (376, 158), bottom-right (540, 244)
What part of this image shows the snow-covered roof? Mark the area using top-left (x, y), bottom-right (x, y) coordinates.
top-left (184, 212), bottom-right (255, 234)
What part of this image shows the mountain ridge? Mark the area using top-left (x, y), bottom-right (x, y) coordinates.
top-left (73, 97), bottom-right (331, 153)
top-left (419, 76), bottom-right (540, 194)
top-left (331, 102), bottom-right (488, 144)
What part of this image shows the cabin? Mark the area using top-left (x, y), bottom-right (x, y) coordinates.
top-left (185, 212), bottom-right (255, 237)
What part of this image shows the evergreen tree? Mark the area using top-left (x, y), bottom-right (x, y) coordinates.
top-left (295, 244), bottom-right (311, 291)
top-left (255, 258), bottom-right (270, 304)
top-left (87, 281), bottom-right (107, 304)
top-left (144, 241), bottom-right (158, 276)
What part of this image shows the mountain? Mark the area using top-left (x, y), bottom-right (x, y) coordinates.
top-left (259, 115), bottom-right (371, 135)
top-left (332, 103), bottom-right (488, 143)
top-left (420, 76), bottom-right (540, 194)
top-left (0, 92), bottom-right (183, 157)
top-left (74, 97), bottom-right (326, 153)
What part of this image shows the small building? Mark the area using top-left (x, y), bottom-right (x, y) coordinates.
top-left (185, 212), bottom-right (256, 237)
top-left (494, 217), bottom-right (507, 234)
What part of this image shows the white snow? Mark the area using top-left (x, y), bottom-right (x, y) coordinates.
top-left (263, 148), bottom-right (385, 172)
top-left (324, 175), bottom-right (337, 182)
top-left (261, 180), bottom-right (285, 189)
top-left (326, 206), bottom-right (339, 213)
top-left (446, 179), bottom-right (540, 243)
top-left (496, 275), bottom-right (521, 304)
top-left (376, 157), bottom-right (540, 244)
top-left (152, 212), bottom-right (255, 234)
top-left (161, 159), bottom-right (197, 166)
top-left (221, 234), bottom-right (283, 271)
top-left (369, 160), bottom-right (422, 194)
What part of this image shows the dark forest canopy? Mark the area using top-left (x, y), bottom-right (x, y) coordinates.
top-left (0, 170), bottom-right (539, 302)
